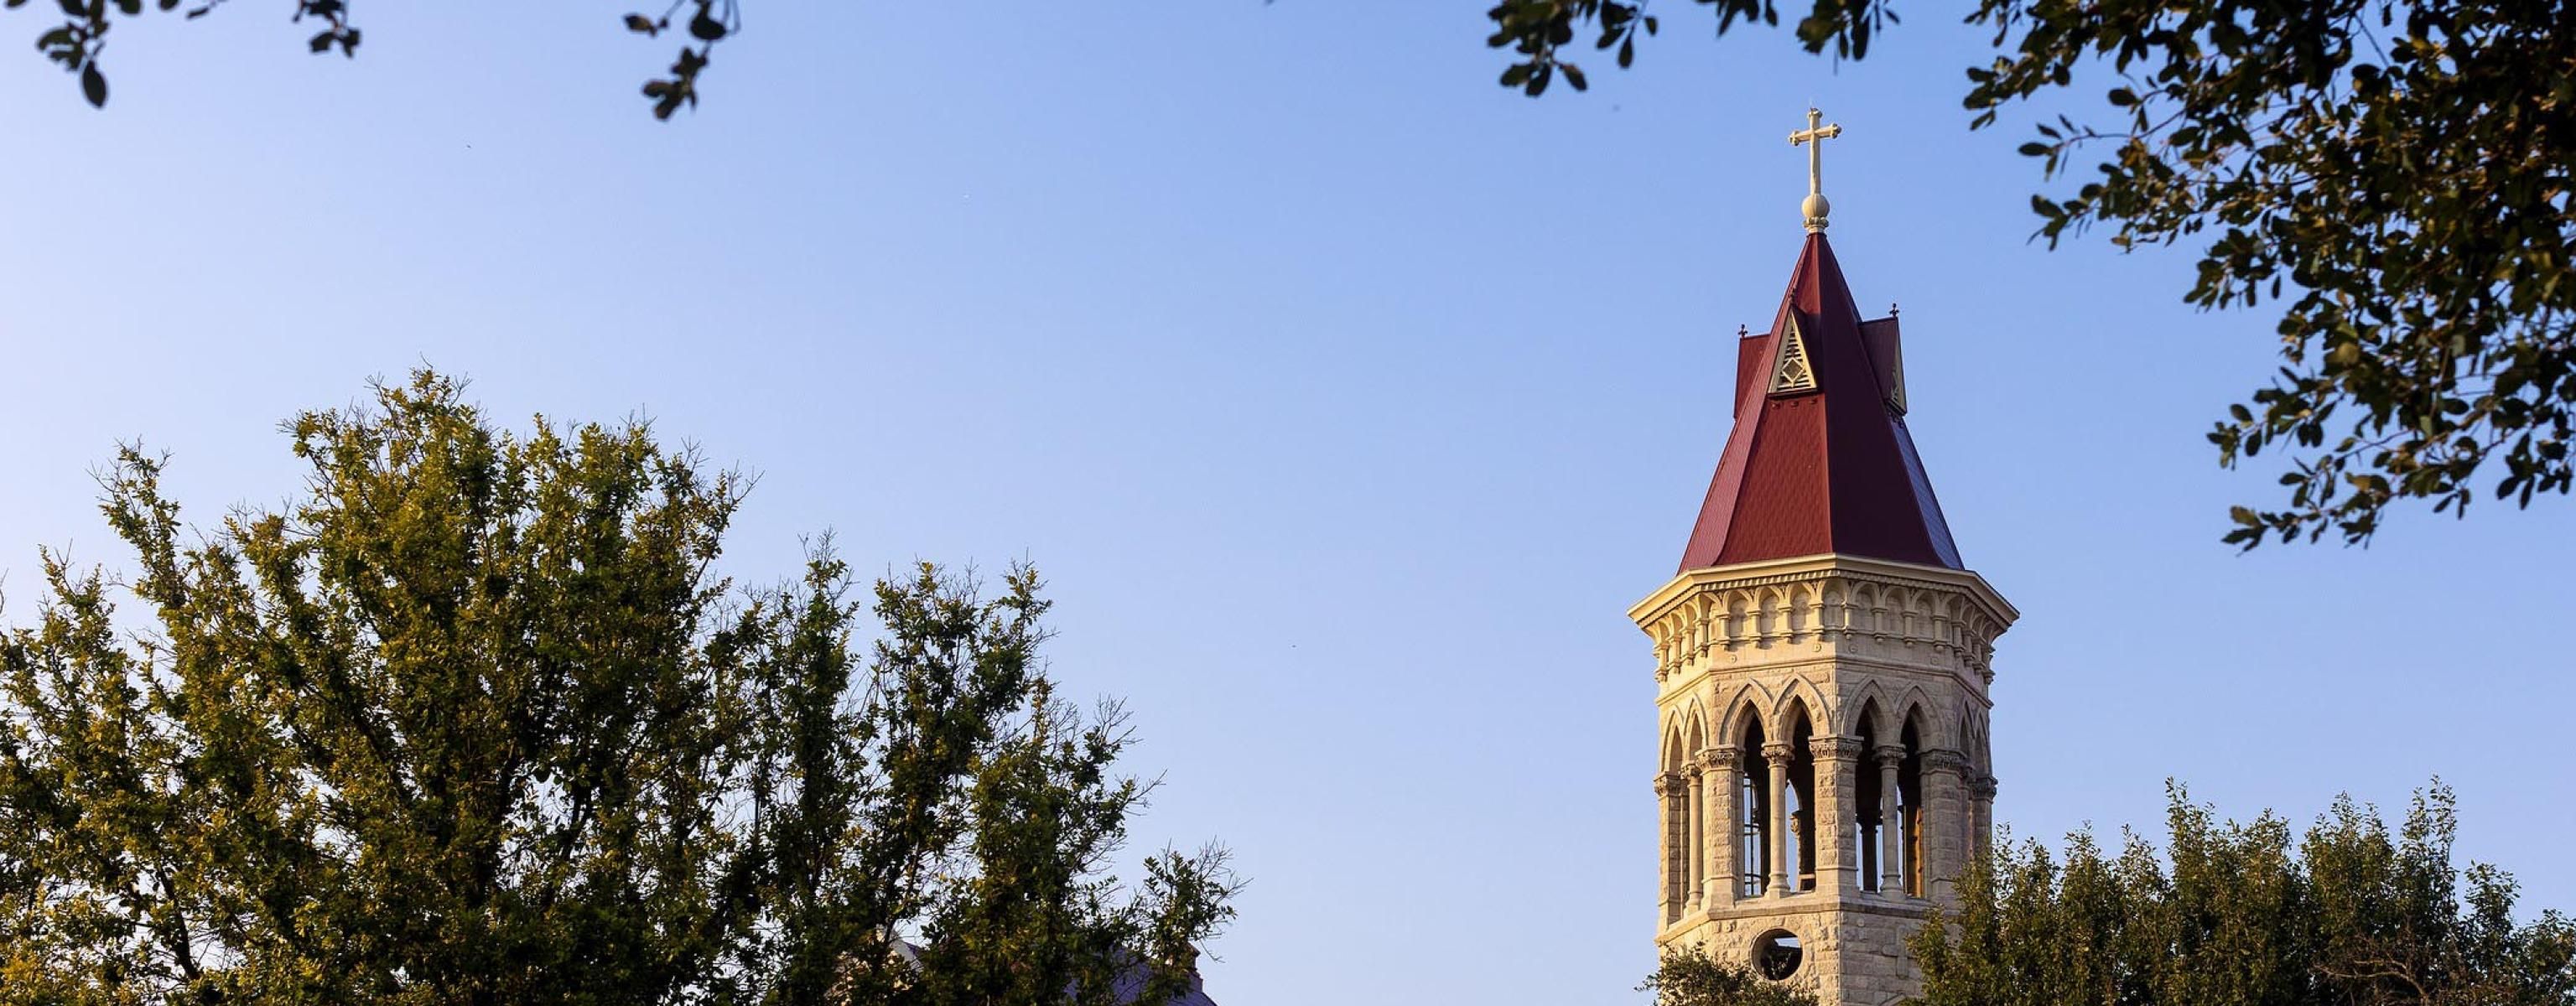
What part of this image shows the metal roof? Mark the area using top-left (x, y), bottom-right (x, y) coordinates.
top-left (1678, 233), bottom-right (1964, 573)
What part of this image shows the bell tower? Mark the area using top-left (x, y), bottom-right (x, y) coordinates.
top-left (1628, 111), bottom-right (2015, 1006)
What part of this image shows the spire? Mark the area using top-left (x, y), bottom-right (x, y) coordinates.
top-left (1677, 233), bottom-right (1963, 572)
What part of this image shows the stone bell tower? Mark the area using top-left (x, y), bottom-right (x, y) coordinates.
top-left (1627, 110), bottom-right (2016, 1006)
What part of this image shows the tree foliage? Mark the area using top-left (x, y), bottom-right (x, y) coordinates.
top-left (1913, 782), bottom-right (2576, 1006)
top-left (1639, 943), bottom-right (1820, 1006)
top-left (11, 0), bottom-right (731, 120)
top-left (1487, 0), bottom-right (2576, 548)
top-left (0, 370), bottom-right (1237, 1005)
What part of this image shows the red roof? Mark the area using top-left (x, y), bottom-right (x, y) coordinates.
top-left (1678, 233), bottom-right (1964, 572)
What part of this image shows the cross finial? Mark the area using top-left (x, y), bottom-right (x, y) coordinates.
top-left (1788, 106), bottom-right (1844, 233)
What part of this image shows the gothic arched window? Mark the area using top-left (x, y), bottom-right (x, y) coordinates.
top-left (1854, 703), bottom-right (1886, 892)
top-left (1739, 718), bottom-right (1770, 899)
top-left (1899, 715), bottom-right (1927, 898)
top-left (1784, 702), bottom-right (1818, 893)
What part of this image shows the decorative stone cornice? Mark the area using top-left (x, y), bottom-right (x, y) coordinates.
top-left (1629, 554), bottom-right (2013, 686)
top-left (1809, 736), bottom-right (1866, 763)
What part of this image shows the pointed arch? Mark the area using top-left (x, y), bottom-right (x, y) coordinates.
top-left (1842, 680), bottom-right (1895, 739)
top-left (1896, 686), bottom-right (1943, 750)
top-left (1718, 682), bottom-right (1774, 749)
top-left (1773, 676), bottom-right (1835, 738)
top-left (1962, 707), bottom-right (1992, 774)
top-left (1682, 698), bottom-right (1710, 756)
top-left (1662, 721), bottom-right (1691, 772)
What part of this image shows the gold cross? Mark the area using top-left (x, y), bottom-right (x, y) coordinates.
top-left (1788, 107), bottom-right (1843, 232)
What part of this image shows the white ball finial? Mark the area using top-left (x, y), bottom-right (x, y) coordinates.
top-left (1801, 192), bottom-right (1831, 230)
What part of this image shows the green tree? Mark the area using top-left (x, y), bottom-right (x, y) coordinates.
top-left (0, 369), bottom-right (1237, 1005)
top-left (1486, 0), bottom-right (2576, 548)
top-left (1639, 943), bottom-right (1820, 1006)
top-left (1911, 782), bottom-right (2576, 1006)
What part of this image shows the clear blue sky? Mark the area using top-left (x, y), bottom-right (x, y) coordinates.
top-left (4, 4), bottom-right (2571, 1003)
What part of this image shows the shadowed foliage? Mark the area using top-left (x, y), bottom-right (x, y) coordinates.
top-left (1640, 943), bottom-right (1821, 1006)
top-left (0, 369), bottom-right (1237, 1005)
top-left (1913, 782), bottom-right (2576, 1006)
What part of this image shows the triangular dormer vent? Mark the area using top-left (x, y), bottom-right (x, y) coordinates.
top-left (1769, 319), bottom-right (1818, 394)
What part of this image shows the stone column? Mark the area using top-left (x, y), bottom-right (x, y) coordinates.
top-left (1761, 740), bottom-right (1795, 898)
top-left (1919, 749), bottom-right (1970, 901)
top-left (1699, 747), bottom-right (1740, 906)
top-left (1969, 775), bottom-right (1999, 865)
top-left (1655, 771), bottom-right (1687, 923)
top-left (1810, 736), bottom-right (1865, 895)
top-left (1685, 770), bottom-right (1705, 910)
top-left (1875, 744), bottom-right (1906, 895)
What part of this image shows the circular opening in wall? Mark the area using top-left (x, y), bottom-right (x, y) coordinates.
top-left (1752, 929), bottom-right (1804, 980)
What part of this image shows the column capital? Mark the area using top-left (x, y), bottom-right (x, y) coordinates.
top-left (1759, 740), bottom-right (1799, 764)
top-left (1969, 775), bottom-right (2000, 801)
top-left (1809, 735), bottom-right (1866, 763)
top-left (1696, 746), bottom-right (1742, 773)
top-left (1656, 771), bottom-right (1690, 796)
top-left (1873, 744), bottom-right (1909, 767)
top-left (1919, 749), bottom-right (1971, 777)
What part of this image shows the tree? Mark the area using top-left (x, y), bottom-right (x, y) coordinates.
top-left (13, 0), bottom-right (730, 120)
top-left (1911, 782), bottom-right (2576, 1006)
top-left (1639, 944), bottom-right (1820, 1006)
top-left (0, 369), bottom-right (1238, 1005)
top-left (1486, 0), bottom-right (2576, 548)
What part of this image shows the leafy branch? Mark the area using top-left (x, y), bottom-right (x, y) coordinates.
top-left (1493, 0), bottom-right (2576, 548)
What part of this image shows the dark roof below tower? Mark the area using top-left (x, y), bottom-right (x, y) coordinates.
top-left (1678, 233), bottom-right (1964, 573)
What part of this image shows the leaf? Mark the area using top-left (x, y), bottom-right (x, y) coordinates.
top-left (309, 30), bottom-right (333, 53)
top-left (688, 8), bottom-right (725, 41)
top-left (1562, 63), bottom-right (1587, 91)
top-left (80, 60), bottom-right (105, 106)
top-left (623, 13), bottom-right (658, 34)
